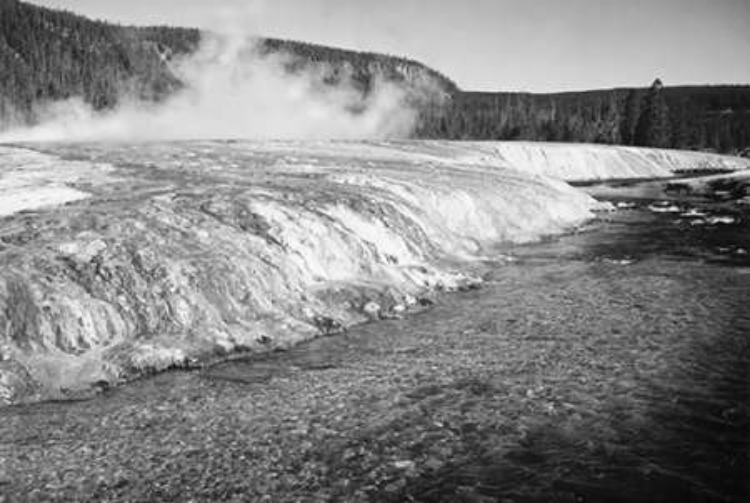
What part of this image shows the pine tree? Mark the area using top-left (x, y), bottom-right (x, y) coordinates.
top-left (620, 89), bottom-right (642, 145)
top-left (634, 79), bottom-right (671, 147)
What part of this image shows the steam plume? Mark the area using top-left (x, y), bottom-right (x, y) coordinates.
top-left (0, 25), bottom-right (419, 142)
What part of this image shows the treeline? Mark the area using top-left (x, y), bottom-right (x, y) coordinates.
top-left (416, 81), bottom-right (750, 154)
top-left (1, 0), bottom-right (749, 153)
top-left (258, 38), bottom-right (457, 98)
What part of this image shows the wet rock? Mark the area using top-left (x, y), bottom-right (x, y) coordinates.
top-left (393, 460), bottom-right (416, 471)
top-left (706, 215), bottom-right (736, 225)
top-left (57, 238), bottom-right (107, 262)
top-left (312, 316), bottom-right (345, 336)
top-left (256, 334), bottom-right (272, 345)
top-left (647, 203), bottom-right (681, 213)
top-left (363, 301), bottom-right (381, 319)
top-left (602, 258), bottom-right (634, 265)
top-left (681, 208), bottom-right (706, 218)
top-left (423, 457), bottom-right (444, 471)
top-left (92, 379), bottom-right (111, 393)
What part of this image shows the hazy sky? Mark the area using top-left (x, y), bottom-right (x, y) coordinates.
top-left (29, 0), bottom-right (750, 92)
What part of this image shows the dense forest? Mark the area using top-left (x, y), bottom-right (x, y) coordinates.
top-left (0, 0), bottom-right (454, 125)
top-left (1, 0), bottom-right (749, 153)
top-left (415, 81), bottom-right (750, 153)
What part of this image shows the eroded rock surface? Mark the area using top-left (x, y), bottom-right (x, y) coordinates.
top-left (0, 140), bottom-right (747, 403)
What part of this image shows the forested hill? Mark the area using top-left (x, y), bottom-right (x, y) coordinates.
top-left (1, 0), bottom-right (749, 153)
top-left (0, 0), bottom-right (456, 125)
top-left (0, 0), bottom-right (199, 119)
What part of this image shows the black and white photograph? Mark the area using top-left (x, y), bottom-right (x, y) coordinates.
top-left (0, 0), bottom-right (749, 501)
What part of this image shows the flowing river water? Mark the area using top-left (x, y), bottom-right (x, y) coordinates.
top-left (1, 178), bottom-right (748, 502)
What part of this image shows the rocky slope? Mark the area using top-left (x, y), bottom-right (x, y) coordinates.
top-left (1, 141), bottom-right (748, 404)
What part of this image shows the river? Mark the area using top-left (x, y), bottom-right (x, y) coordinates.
top-left (1, 177), bottom-right (748, 502)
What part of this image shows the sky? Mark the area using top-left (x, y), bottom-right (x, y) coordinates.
top-left (28, 0), bottom-right (750, 92)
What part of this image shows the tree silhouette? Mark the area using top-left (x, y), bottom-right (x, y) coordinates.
top-left (634, 79), bottom-right (671, 147)
top-left (620, 89), bottom-right (642, 145)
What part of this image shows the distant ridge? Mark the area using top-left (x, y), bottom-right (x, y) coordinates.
top-left (1, 0), bottom-right (749, 152)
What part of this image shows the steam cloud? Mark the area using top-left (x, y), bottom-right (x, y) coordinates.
top-left (0, 29), bottom-right (419, 142)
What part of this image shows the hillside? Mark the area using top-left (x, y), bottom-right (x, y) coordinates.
top-left (1, 0), bottom-right (749, 152)
top-left (0, 0), bottom-right (196, 122)
top-left (0, 0), bottom-right (455, 128)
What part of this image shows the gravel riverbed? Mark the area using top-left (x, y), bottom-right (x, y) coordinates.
top-left (1, 194), bottom-right (749, 502)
